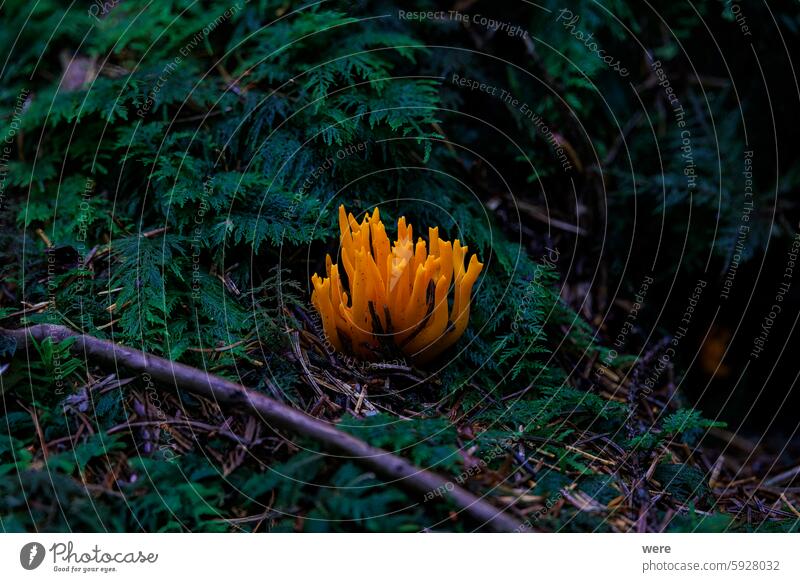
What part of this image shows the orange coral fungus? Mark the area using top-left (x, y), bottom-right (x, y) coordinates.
top-left (311, 205), bottom-right (484, 363)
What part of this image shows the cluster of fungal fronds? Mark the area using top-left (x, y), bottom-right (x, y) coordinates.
top-left (311, 206), bottom-right (483, 363)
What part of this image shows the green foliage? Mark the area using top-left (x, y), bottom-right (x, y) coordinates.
top-left (341, 414), bottom-right (460, 473)
top-left (2, 0), bottom-right (792, 533)
top-left (654, 463), bottom-right (710, 504)
top-left (627, 409), bottom-right (726, 450)
top-left (1, 336), bottom-right (82, 405)
top-left (668, 509), bottom-right (735, 533)
top-left (661, 409), bottom-right (725, 438)
top-left (125, 458), bottom-right (229, 532)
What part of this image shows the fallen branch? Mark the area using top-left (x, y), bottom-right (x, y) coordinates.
top-left (2, 324), bottom-right (522, 532)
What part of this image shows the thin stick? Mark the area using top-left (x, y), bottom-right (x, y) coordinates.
top-left (765, 465), bottom-right (800, 487)
top-left (2, 324), bottom-right (522, 532)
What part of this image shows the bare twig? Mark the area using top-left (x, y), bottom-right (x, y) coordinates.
top-left (764, 465), bottom-right (800, 487)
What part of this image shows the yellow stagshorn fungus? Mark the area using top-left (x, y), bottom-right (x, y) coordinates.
top-left (311, 205), bottom-right (484, 363)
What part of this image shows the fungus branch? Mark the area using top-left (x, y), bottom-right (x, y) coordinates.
top-left (311, 206), bottom-right (483, 363)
